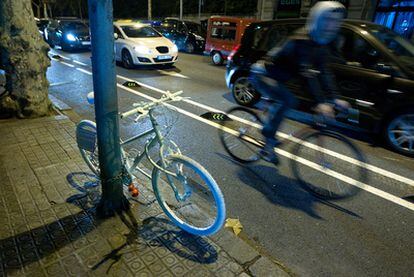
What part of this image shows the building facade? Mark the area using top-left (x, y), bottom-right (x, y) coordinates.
top-left (257, 0), bottom-right (414, 41)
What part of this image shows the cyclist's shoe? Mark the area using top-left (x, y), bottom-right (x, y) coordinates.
top-left (260, 141), bottom-right (280, 164)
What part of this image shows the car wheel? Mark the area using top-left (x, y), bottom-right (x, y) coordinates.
top-left (232, 77), bottom-right (260, 107)
top-left (384, 110), bottom-right (414, 156)
top-left (211, 52), bottom-right (223, 65)
top-left (185, 42), bottom-right (195, 53)
top-left (122, 49), bottom-right (134, 69)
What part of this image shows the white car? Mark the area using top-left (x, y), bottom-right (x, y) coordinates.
top-left (114, 22), bottom-right (178, 68)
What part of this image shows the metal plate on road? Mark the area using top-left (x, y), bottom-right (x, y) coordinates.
top-left (123, 81), bottom-right (140, 88)
top-left (200, 112), bottom-right (230, 122)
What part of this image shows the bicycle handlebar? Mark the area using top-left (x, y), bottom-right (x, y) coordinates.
top-left (120, 90), bottom-right (184, 119)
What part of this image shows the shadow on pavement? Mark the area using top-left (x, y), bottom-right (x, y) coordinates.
top-left (0, 171), bottom-right (219, 275)
top-left (217, 153), bottom-right (361, 220)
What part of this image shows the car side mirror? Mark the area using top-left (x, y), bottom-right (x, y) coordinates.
top-left (114, 33), bottom-right (119, 40)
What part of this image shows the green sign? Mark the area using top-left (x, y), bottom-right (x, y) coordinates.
top-left (200, 112), bottom-right (230, 122)
top-left (123, 81), bottom-right (140, 88)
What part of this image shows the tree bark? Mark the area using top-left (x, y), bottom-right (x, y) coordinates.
top-left (0, 0), bottom-right (53, 118)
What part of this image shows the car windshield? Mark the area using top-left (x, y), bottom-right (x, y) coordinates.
top-left (121, 26), bottom-right (161, 38)
top-left (63, 22), bottom-right (89, 32)
top-left (186, 22), bottom-right (203, 35)
top-left (368, 25), bottom-right (414, 71)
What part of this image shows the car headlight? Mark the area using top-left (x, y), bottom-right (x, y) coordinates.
top-left (66, 33), bottom-right (77, 42)
top-left (134, 45), bottom-right (152, 54)
top-left (172, 44), bottom-right (178, 53)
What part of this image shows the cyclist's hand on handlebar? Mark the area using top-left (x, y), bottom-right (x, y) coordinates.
top-left (315, 103), bottom-right (335, 118)
top-left (334, 99), bottom-right (351, 110)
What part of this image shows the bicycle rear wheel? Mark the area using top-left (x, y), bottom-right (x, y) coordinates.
top-left (219, 107), bottom-right (264, 163)
top-left (290, 130), bottom-right (367, 200)
top-left (76, 120), bottom-right (100, 176)
top-left (152, 154), bottom-right (226, 236)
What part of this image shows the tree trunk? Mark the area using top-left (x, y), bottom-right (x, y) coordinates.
top-left (0, 0), bottom-right (52, 118)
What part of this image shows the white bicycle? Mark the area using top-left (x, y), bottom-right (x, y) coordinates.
top-left (76, 91), bottom-right (226, 236)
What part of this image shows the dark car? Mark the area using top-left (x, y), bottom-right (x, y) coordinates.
top-left (45, 18), bottom-right (91, 51)
top-left (156, 18), bottom-right (205, 53)
top-left (226, 19), bottom-right (414, 156)
top-left (35, 18), bottom-right (51, 41)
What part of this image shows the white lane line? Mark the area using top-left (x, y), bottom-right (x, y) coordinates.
top-left (60, 61), bottom-right (75, 68)
top-left (117, 84), bottom-right (414, 212)
top-left (73, 60), bottom-right (88, 66)
top-left (157, 70), bottom-right (190, 79)
top-left (56, 57), bottom-right (414, 188)
top-left (50, 81), bottom-right (71, 87)
top-left (76, 68), bottom-right (93, 75)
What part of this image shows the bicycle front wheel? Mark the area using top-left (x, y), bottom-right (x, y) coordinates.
top-left (152, 154), bottom-right (226, 236)
top-left (219, 107), bottom-right (264, 163)
top-left (291, 130), bottom-right (367, 200)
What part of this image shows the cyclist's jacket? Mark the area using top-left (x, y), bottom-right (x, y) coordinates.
top-left (263, 30), bottom-right (339, 104)
top-left (260, 1), bottom-right (345, 104)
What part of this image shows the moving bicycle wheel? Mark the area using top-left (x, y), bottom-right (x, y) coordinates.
top-left (219, 106), bottom-right (368, 200)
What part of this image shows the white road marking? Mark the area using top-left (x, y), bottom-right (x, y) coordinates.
top-left (56, 55), bottom-right (414, 188)
top-left (50, 81), bottom-right (71, 87)
top-left (60, 61), bottom-right (74, 67)
top-left (76, 68), bottom-right (93, 75)
top-left (157, 70), bottom-right (190, 79)
top-left (73, 60), bottom-right (88, 66)
top-left (57, 55), bottom-right (70, 60)
top-left (117, 83), bottom-right (414, 212)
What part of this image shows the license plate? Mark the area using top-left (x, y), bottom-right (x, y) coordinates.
top-left (81, 41), bottom-right (91, 45)
top-left (157, 55), bottom-right (171, 60)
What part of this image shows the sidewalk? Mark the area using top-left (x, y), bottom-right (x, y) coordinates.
top-left (0, 113), bottom-right (290, 276)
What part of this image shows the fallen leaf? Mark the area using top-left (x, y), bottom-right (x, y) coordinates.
top-left (225, 218), bottom-right (243, 236)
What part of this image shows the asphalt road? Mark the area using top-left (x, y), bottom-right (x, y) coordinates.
top-left (47, 49), bottom-right (414, 277)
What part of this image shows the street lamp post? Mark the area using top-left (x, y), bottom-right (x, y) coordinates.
top-left (180, 0), bottom-right (183, 20)
top-left (198, 0), bottom-right (202, 21)
top-left (87, 0), bottom-right (129, 217)
top-left (148, 0), bottom-right (152, 20)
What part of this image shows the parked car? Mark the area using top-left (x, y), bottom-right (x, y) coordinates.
top-left (113, 21), bottom-right (178, 68)
top-left (35, 18), bottom-right (50, 41)
top-left (45, 18), bottom-right (91, 51)
top-left (156, 18), bottom-right (205, 53)
top-left (226, 19), bottom-right (414, 156)
top-left (204, 16), bottom-right (258, 65)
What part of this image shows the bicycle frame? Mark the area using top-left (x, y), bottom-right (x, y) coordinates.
top-left (120, 108), bottom-right (191, 202)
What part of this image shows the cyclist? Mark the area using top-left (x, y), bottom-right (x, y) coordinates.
top-left (250, 1), bottom-right (350, 164)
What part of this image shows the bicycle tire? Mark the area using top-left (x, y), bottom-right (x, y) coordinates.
top-left (290, 129), bottom-right (367, 200)
top-left (152, 154), bottom-right (226, 236)
top-left (219, 106), bottom-right (264, 164)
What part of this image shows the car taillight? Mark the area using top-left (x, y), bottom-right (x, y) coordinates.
top-left (228, 44), bottom-right (240, 61)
